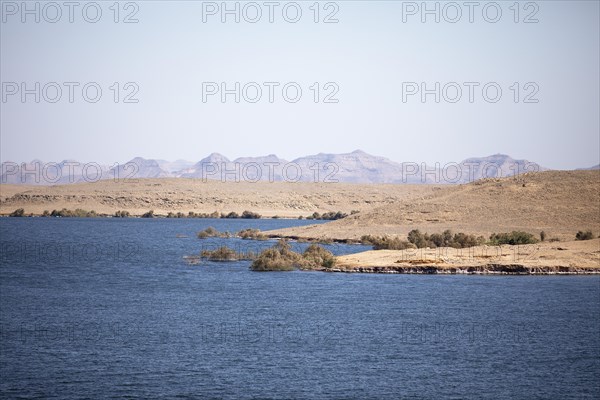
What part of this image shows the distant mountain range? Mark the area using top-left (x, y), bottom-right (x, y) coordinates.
top-left (1, 151), bottom-right (589, 186)
top-left (577, 164), bottom-right (600, 171)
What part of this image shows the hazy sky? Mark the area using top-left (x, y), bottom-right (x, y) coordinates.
top-left (1, 0), bottom-right (598, 169)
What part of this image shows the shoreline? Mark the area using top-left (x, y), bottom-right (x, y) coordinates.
top-left (326, 242), bottom-right (600, 275)
top-left (321, 265), bottom-right (600, 275)
top-left (0, 214), bottom-right (310, 220)
top-left (4, 218), bottom-right (598, 275)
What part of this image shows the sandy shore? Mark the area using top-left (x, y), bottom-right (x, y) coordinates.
top-left (331, 239), bottom-right (600, 274)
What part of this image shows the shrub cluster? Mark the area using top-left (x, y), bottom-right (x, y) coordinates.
top-left (139, 210), bottom-right (264, 219)
top-left (42, 208), bottom-right (98, 218)
top-left (306, 211), bottom-right (348, 220)
top-left (302, 243), bottom-right (336, 269)
top-left (251, 240), bottom-right (300, 271)
top-left (407, 229), bottom-right (486, 249)
top-left (575, 230), bottom-right (594, 241)
top-left (250, 240), bottom-right (335, 271)
top-left (197, 227), bottom-right (232, 239)
top-left (237, 228), bottom-right (268, 240)
top-left (188, 211), bottom-right (221, 218)
top-left (141, 210), bottom-right (154, 218)
top-left (221, 211), bottom-right (239, 219)
top-left (166, 212), bottom-right (186, 218)
top-left (200, 246), bottom-right (256, 261)
top-left (488, 231), bottom-right (538, 245)
top-left (9, 208), bottom-right (25, 217)
top-left (241, 210), bottom-right (262, 219)
top-left (114, 210), bottom-right (130, 218)
top-left (362, 230), bottom-right (488, 250)
top-left (360, 235), bottom-right (415, 250)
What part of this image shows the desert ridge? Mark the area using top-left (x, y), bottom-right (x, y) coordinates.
top-left (266, 170), bottom-right (600, 242)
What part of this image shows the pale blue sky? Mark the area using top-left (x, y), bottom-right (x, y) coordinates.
top-left (1, 0), bottom-right (599, 169)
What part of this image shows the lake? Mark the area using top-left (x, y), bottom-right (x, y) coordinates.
top-left (1, 218), bottom-right (599, 399)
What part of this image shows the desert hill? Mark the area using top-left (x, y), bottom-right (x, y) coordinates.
top-left (266, 170), bottom-right (600, 241)
top-left (0, 179), bottom-right (436, 218)
top-left (2, 170), bottom-right (598, 243)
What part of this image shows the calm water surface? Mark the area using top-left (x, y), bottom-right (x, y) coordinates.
top-left (1, 218), bottom-right (599, 399)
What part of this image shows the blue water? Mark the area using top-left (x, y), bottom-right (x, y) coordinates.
top-left (1, 218), bottom-right (599, 399)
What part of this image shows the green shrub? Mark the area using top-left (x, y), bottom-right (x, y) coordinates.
top-left (164, 211), bottom-right (185, 218)
top-left (452, 232), bottom-right (485, 248)
top-left (9, 208), bottom-right (25, 217)
top-left (361, 235), bottom-right (415, 250)
top-left (48, 208), bottom-right (97, 218)
top-left (303, 244), bottom-right (336, 269)
top-left (251, 240), bottom-right (302, 271)
top-left (188, 211), bottom-right (218, 218)
top-left (306, 211), bottom-right (348, 220)
top-left (251, 248), bottom-right (294, 271)
top-left (489, 231), bottom-right (539, 245)
top-left (363, 230), bottom-right (486, 250)
top-left (241, 210), bottom-right (261, 219)
top-left (79, 209), bottom-right (96, 217)
top-left (197, 226), bottom-right (230, 239)
top-left (141, 210), bottom-right (154, 218)
top-left (250, 240), bottom-right (336, 271)
top-left (114, 210), bottom-right (130, 218)
top-left (575, 230), bottom-right (594, 241)
top-left (320, 211), bottom-right (348, 220)
top-left (540, 231), bottom-right (546, 242)
top-left (442, 229), bottom-right (454, 246)
top-left (198, 227), bottom-right (217, 238)
top-left (221, 211), bottom-right (239, 219)
top-left (406, 229), bottom-right (484, 248)
top-left (407, 229), bottom-right (427, 248)
top-left (200, 246), bottom-right (255, 261)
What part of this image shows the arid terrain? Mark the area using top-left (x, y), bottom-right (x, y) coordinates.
top-left (1, 171), bottom-right (598, 244)
top-left (2, 170), bottom-right (599, 272)
top-left (0, 178), bottom-right (437, 218)
top-left (267, 170), bottom-right (600, 242)
top-left (333, 239), bottom-right (600, 274)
